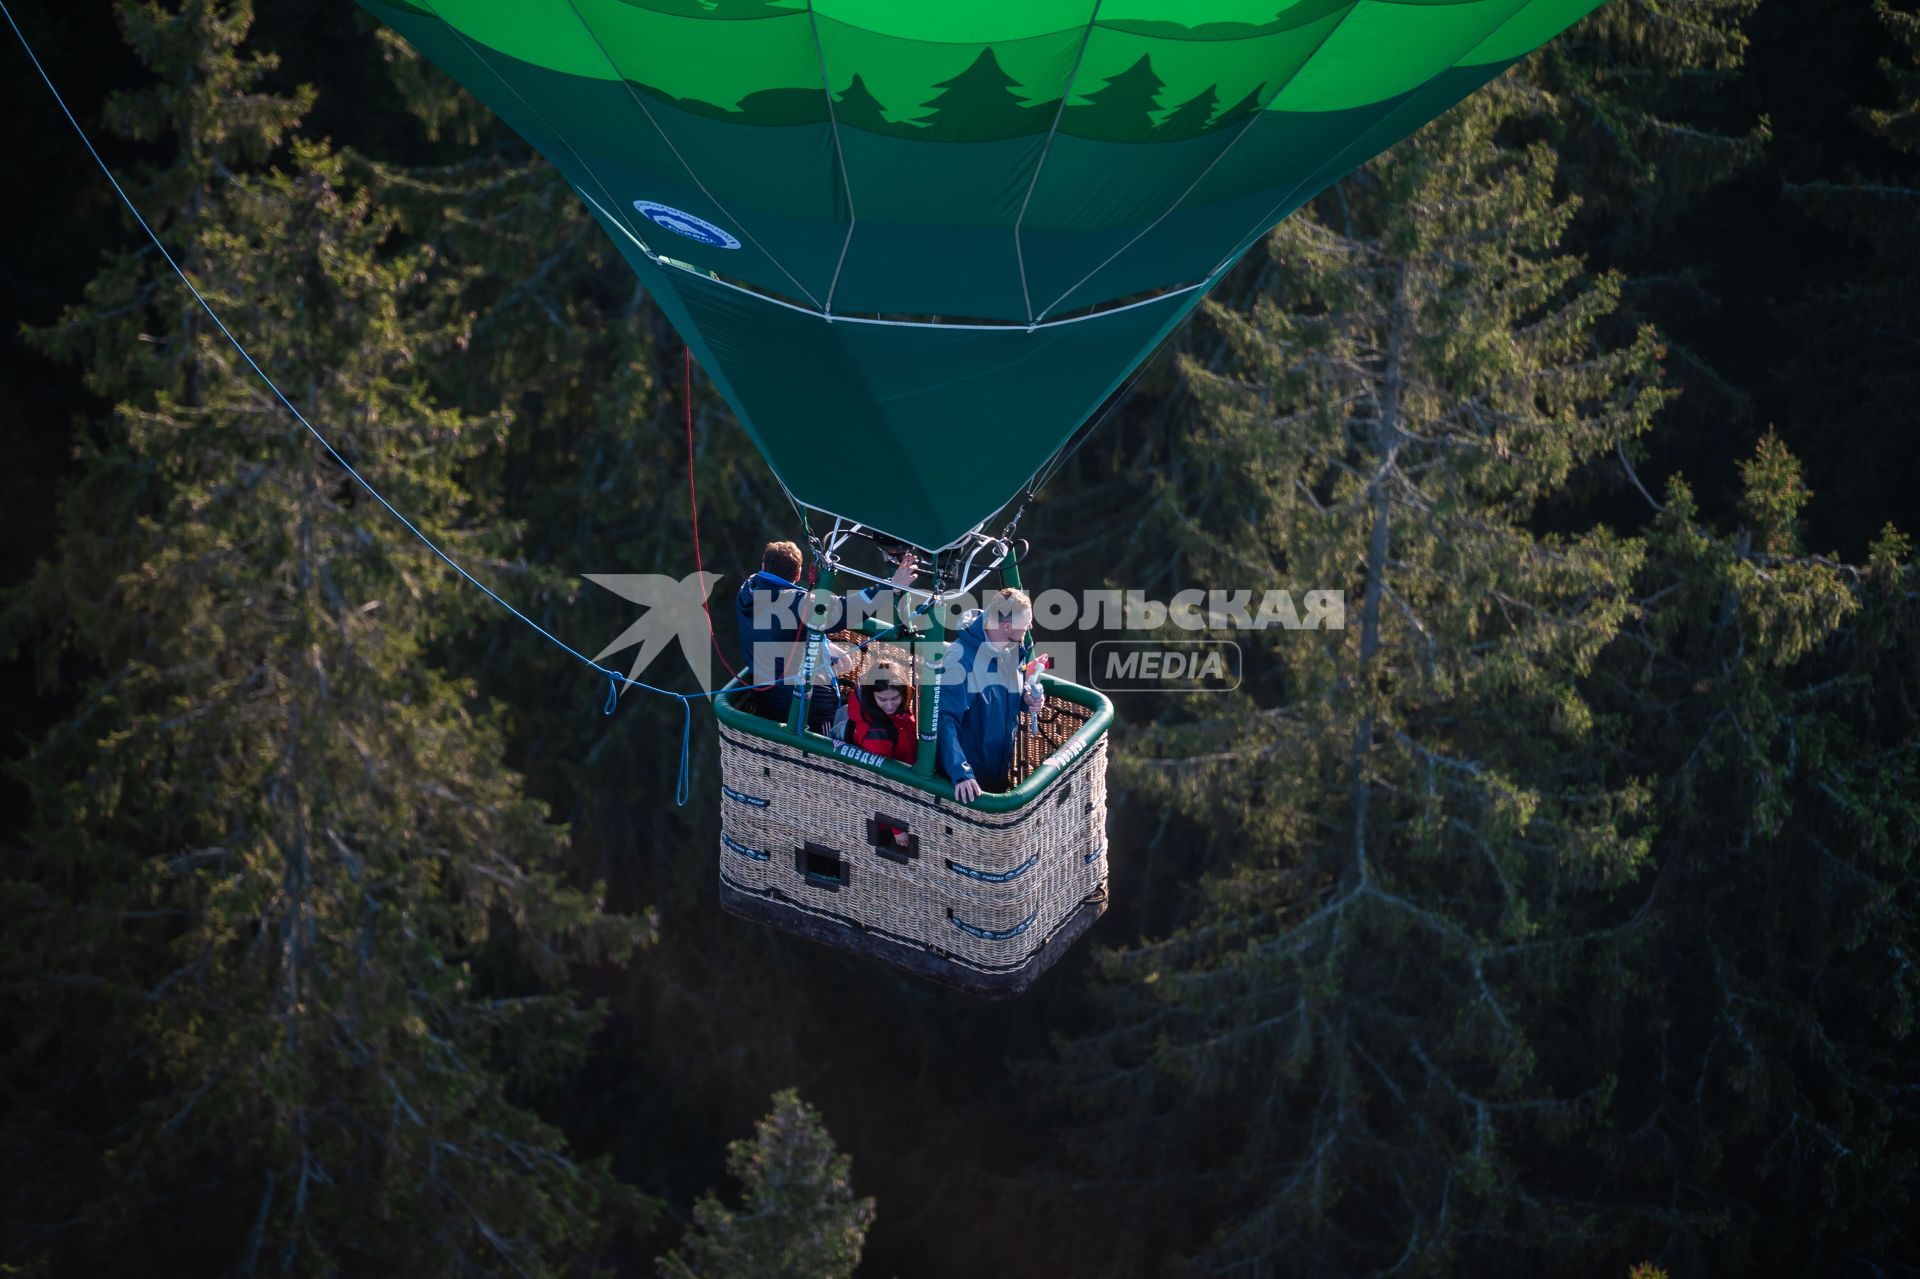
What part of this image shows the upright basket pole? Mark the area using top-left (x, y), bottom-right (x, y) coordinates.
top-left (914, 577), bottom-right (945, 779)
top-left (1001, 544), bottom-right (1036, 751)
top-left (786, 564), bottom-right (839, 738)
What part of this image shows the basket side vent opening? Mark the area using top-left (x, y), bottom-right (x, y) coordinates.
top-left (797, 842), bottom-right (848, 892)
top-left (868, 812), bottom-right (919, 864)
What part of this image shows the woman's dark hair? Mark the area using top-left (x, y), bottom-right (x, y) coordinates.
top-left (857, 659), bottom-right (911, 745)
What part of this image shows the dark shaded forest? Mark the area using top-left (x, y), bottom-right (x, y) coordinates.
top-left (2, 1), bottom-right (1915, 1276)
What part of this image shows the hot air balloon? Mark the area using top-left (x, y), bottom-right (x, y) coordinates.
top-left (360, 0), bottom-right (1604, 995)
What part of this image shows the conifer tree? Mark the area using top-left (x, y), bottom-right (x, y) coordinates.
top-left (1871, 0), bottom-right (1920, 149)
top-left (1, 3), bottom-right (650, 1273)
top-left (1502, 0), bottom-right (1765, 442)
top-left (656, 1090), bottom-right (876, 1279)
top-left (34, 0), bottom-right (310, 415)
top-left (1515, 0), bottom-right (1766, 247)
top-left (1575, 439), bottom-right (1920, 1272)
top-left (357, 27), bottom-right (746, 905)
top-left (1037, 93), bottom-right (1667, 1275)
top-left (370, 19), bottom-right (493, 146)
top-left (1775, 0), bottom-right (1920, 542)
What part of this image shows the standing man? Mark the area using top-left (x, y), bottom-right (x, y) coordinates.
top-left (937, 588), bottom-right (1044, 802)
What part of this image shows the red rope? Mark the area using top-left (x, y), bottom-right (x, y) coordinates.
top-left (685, 344), bottom-right (741, 680)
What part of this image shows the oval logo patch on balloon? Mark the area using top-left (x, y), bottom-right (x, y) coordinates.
top-left (633, 201), bottom-right (741, 250)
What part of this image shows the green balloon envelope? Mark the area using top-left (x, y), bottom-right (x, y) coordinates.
top-left (362, 0), bottom-right (1602, 550)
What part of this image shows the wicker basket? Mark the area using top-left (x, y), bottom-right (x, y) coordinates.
top-left (714, 659), bottom-right (1111, 999)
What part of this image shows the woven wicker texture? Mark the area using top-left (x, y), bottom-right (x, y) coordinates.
top-left (716, 687), bottom-right (1108, 977)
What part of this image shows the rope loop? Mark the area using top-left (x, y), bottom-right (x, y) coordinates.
top-left (675, 694), bottom-right (694, 807)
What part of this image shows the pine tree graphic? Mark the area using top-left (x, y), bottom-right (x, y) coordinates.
top-left (1156, 83), bottom-right (1220, 141)
top-left (1210, 83), bottom-right (1266, 133)
top-left (833, 73), bottom-right (893, 133)
top-left (1066, 53), bottom-right (1165, 142)
top-left (915, 47), bottom-right (1053, 142)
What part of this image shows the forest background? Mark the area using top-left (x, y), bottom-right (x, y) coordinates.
top-left (1, 1), bottom-right (1915, 1276)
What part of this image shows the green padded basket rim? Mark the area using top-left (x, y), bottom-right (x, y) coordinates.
top-left (712, 673), bottom-right (1113, 813)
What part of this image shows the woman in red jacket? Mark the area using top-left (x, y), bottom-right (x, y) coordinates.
top-left (843, 658), bottom-right (917, 765)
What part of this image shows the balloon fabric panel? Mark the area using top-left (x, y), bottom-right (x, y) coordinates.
top-left (362, 0), bottom-right (1605, 549)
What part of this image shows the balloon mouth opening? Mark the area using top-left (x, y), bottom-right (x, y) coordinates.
top-left (638, 242), bottom-right (1205, 331)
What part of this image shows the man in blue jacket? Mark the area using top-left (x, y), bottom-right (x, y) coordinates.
top-left (735, 540), bottom-right (840, 731)
top-left (938, 588), bottom-right (1044, 802)
top-left (735, 540), bottom-right (917, 734)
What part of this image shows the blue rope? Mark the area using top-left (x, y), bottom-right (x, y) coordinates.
top-left (1, 0), bottom-right (745, 808)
